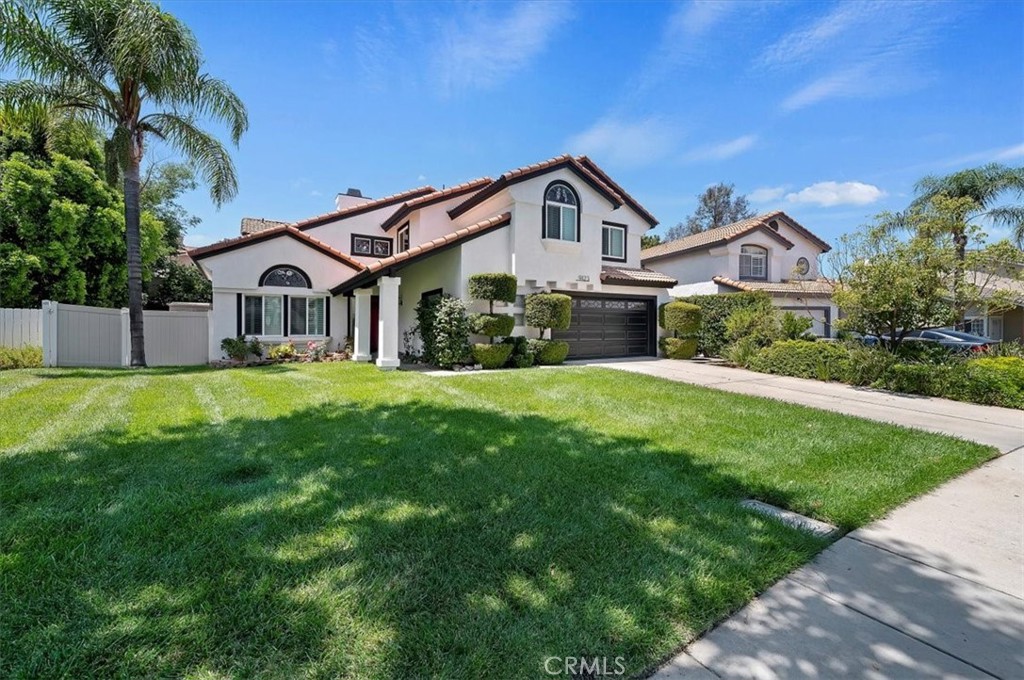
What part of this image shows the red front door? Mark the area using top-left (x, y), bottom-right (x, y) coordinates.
top-left (370, 295), bottom-right (380, 353)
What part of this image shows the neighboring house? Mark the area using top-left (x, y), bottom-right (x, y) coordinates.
top-left (958, 269), bottom-right (1024, 342)
top-left (189, 155), bottom-right (677, 368)
top-left (640, 211), bottom-right (838, 337)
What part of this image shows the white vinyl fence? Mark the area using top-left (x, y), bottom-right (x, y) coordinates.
top-left (35, 300), bottom-right (210, 368)
top-left (0, 308), bottom-right (42, 348)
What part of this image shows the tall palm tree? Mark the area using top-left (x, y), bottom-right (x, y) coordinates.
top-left (0, 0), bottom-right (246, 366)
top-left (913, 163), bottom-right (1024, 252)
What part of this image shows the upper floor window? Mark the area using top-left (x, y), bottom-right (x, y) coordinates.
top-left (397, 223), bottom-right (410, 252)
top-left (352, 234), bottom-right (392, 258)
top-left (602, 222), bottom-right (626, 261)
top-left (543, 181), bottom-right (579, 242)
top-left (259, 265), bottom-right (311, 288)
top-left (739, 245), bottom-right (767, 280)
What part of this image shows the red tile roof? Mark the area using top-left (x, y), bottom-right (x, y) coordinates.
top-left (292, 185), bottom-right (436, 231)
top-left (575, 156), bottom-right (658, 226)
top-left (189, 225), bottom-right (364, 271)
top-left (712, 275), bottom-right (835, 296)
top-left (600, 265), bottom-right (677, 287)
top-left (379, 177), bottom-right (492, 232)
top-left (640, 211), bottom-right (825, 262)
top-left (240, 217), bottom-right (288, 235)
top-left (331, 213), bottom-right (513, 294)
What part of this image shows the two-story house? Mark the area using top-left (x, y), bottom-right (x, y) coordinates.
top-left (640, 211), bottom-right (837, 337)
top-left (188, 155), bottom-right (677, 368)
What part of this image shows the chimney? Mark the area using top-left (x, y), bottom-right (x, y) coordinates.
top-left (335, 187), bottom-right (372, 211)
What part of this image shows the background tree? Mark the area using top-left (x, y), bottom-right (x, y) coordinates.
top-left (1, 0), bottom-right (247, 366)
top-left (640, 233), bottom-right (662, 249)
top-left (664, 182), bottom-right (754, 241)
top-left (0, 110), bottom-right (164, 307)
top-left (913, 163), bottom-right (1024, 249)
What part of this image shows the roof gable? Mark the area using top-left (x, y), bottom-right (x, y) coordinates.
top-left (379, 177), bottom-right (492, 232)
top-left (189, 226), bottom-right (364, 271)
top-left (293, 186), bottom-right (436, 231)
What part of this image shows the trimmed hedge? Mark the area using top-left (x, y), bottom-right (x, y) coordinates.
top-left (876, 357), bottom-right (1024, 409)
top-left (0, 346), bottom-right (42, 370)
top-left (528, 339), bottom-right (570, 365)
top-left (660, 301), bottom-right (701, 337)
top-left (468, 273), bottom-right (517, 308)
top-left (471, 342), bottom-right (514, 369)
top-left (675, 291), bottom-right (772, 357)
top-left (469, 313), bottom-right (515, 338)
top-left (502, 336), bottom-right (534, 368)
top-left (525, 293), bottom-right (572, 337)
top-left (660, 337), bottom-right (698, 360)
top-left (747, 340), bottom-right (852, 381)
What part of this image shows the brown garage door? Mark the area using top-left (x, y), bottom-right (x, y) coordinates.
top-left (552, 295), bottom-right (656, 359)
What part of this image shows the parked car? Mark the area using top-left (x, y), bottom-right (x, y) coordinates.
top-left (900, 329), bottom-right (998, 353)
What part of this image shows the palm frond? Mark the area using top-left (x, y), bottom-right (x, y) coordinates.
top-left (173, 75), bottom-right (248, 144)
top-left (111, 0), bottom-right (199, 86)
top-left (141, 113), bottom-right (237, 206)
top-left (986, 205), bottom-right (1024, 230)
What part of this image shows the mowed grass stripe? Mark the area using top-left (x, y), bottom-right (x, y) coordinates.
top-left (0, 372), bottom-right (44, 401)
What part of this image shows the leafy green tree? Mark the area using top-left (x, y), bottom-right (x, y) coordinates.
top-left (0, 114), bottom-right (164, 307)
top-left (146, 257), bottom-right (211, 309)
top-left (665, 182), bottom-right (754, 241)
top-left (142, 161), bottom-right (199, 249)
top-left (913, 163), bottom-right (1024, 248)
top-left (1, 0), bottom-right (247, 365)
top-left (641, 233), bottom-right (662, 250)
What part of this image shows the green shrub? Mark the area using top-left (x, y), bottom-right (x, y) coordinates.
top-left (502, 336), bottom-right (534, 368)
top-left (871, 357), bottom-right (1023, 409)
top-left (220, 336), bottom-right (262, 362)
top-left (675, 292), bottom-right (772, 357)
top-left (723, 336), bottom-right (761, 367)
top-left (779, 311), bottom-right (814, 340)
top-left (660, 301), bottom-right (701, 337)
top-left (982, 340), bottom-right (1024, 358)
top-left (528, 339), bottom-right (570, 365)
top-left (660, 337), bottom-right (698, 359)
top-left (468, 273), bottom-right (517, 312)
top-left (844, 344), bottom-right (898, 386)
top-left (415, 295), bottom-right (442, 364)
top-left (0, 345), bottom-right (42, 370)
top-left (894, 340), bottom-right (955, 364)
top-left (268, 342), bottom-right (297, 360)
top-left (431, 295), bottom-right (471, 369)
top-left (471, 342), bottom-right (514, 369)
top-left (469, 313), bottom-right (515, 338)
top-left (525, 293), bottom-right (572, 338)
top-left (747, 340), bottom-right (853, 381)
top-left (724, 306), bottom-right (781, 348)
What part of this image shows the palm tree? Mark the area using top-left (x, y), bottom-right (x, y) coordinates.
top-left (913, 163), bottom-right (1024, 251)
top-left (0, 0), bottom-right (246, 366)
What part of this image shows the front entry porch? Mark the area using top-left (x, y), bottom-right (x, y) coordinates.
top-left (351, 276), bottom-right (401, 370)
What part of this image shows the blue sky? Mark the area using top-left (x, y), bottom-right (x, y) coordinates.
top-left (162, 0), bottom-right (1024, 248)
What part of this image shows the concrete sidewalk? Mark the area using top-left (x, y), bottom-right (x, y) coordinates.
top-left (580, 359), bottom-right (1023, 679)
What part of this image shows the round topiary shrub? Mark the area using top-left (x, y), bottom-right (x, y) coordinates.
top-left (660, 337), bottom-right (698, 360)
top-left (502, 336), bottom-right (534, 368)
top-left (469, 313), bottom-right (515, 338)
top-left (525, 293), bottom-right (572, 338)
top-left (468, 273), bottom-right (518, 312)
top-left (660, 300), bottom-right (701, 337)
top-left (528, 338), bottom-right (570, 365)
top-left (471, 342), bottom-right (515, 369)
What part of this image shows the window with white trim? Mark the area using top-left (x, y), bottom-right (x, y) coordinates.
top-left (289, 296), bottom-right (326, 336)
top-left (602, 223), bottom-right (625, 260)
top-left (243, 295), bottom-right (283, 336)
top-left (397, 223), bottom-right (410, 252)
top-left (739, 245), bottom-right (767, 280)
top-left (543, 182), bottom-right (578, 241)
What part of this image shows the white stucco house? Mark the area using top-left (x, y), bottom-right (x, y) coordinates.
top-left (640, 211), bottom-right (838, 337)
top-left (189, 155), bottom-right (677, 369)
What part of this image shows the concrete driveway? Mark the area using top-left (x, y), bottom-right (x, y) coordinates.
top-left (580, 359), bottom-right (1024, 679)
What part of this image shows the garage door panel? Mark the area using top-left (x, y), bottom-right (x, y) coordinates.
top-left (552, 295), bottom-right (655, 359)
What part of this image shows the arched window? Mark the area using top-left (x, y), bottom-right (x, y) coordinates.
top-left (739, 245), bottom-right (767, 280)
top-left (259, 265), bottom-right (311, 288)
top-left (543, 181), bottom-right (579, 242)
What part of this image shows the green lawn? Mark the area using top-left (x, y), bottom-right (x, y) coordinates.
top-left (0, 363), bottom-right (994, 678)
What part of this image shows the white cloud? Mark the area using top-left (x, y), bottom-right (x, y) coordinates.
top-left (417, 174), bottom-right (427, 182)
top-left (682, 134), bottom-right (757, 162)
top-left (939, 142), bottom-right (1024, 168)
top-left (748, 186), bottom-right (787, 203)
top-left (566, 117), bottom-right (682, 168)
top-left (434, 1), bottom-right (573, 96)
top-left (785, 181), bottom-right (885, 207)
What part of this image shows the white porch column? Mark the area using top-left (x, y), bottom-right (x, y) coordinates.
top-left (376, 276), bottom-right (401, 371)
top-left (352, 288), bottom-right (373, 362)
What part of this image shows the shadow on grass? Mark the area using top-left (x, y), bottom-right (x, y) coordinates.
top-left (1, 398), bottom-right (827, 678)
